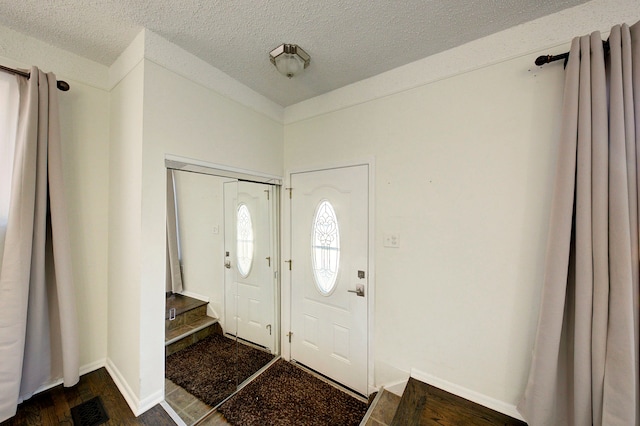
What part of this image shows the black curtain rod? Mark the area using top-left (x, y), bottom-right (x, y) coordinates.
top-left (0, 64), bottom-right (70, 91)
top-left (535, 39), bottom-right (610, 67)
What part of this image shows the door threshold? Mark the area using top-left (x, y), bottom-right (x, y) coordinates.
top-left (291, 360), bottom-right (368, 402)
top-left (224, 333), bottom-right (271, 353)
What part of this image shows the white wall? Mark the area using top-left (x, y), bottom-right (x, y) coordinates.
top-left (285, 44), bottom-right (563, 409)
top-left (0, 26), bottom-right (110, 378)
top-left (107, 60), bottom-right (145, 400)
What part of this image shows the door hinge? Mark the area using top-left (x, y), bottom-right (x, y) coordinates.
top-left (266, 256), bottom-right (271, 267)
top-left (285, 187), bottom-right (292, 198)
top-left (287, 331), bottom-right (293, 343)
top-left (284, 259), bottom-right (292, 270)
top-left (264, 189), bottom-right (270, 200)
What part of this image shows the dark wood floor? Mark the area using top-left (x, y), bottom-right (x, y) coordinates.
top-left (390, 378), bottom-right (527, 426)
top-left (1, 368), bottom-right (175, 426)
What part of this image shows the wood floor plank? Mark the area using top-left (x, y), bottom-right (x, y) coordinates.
top-left (0, 368), bottom-right (176, 426)
top-left (390, 378), bottom-right (429, 425)
top-left (50, 389), bottom-right (71, 423)
top-left (391, 378), bottom-right (527, 426)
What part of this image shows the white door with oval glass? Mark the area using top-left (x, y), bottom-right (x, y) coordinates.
top-left (224, 181), bottom-right (276, 352)
top-left (290, 165), bottom-right (368, 395)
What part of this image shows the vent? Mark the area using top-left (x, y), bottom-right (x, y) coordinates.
top-left (70, 396), bottom-right (109, 426)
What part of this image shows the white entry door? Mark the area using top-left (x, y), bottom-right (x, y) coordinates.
top-left (290, 165), bottom-right (369, 394)
top-left (224, 181), bottom-right (276, 352)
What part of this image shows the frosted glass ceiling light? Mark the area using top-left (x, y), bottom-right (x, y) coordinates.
top-left (269, 44), bottom-right (310, 78)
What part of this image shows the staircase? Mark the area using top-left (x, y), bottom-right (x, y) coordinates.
top-left (361, 378), bottom-right (527, 426)
top-left (165, 293), bottom-right (221, 356)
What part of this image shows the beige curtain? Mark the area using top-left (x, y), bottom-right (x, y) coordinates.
top-left (0, 68), bottom-right (79, 422)
top-left (518, 23), bottom-right (640, 425)
top-left (166, 169), bottom-right (183, 293)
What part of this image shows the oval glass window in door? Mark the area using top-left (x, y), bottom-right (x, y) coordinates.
top-left (237, 203), bottom-right (254, 277)
top-left (311, 200), bottom-right (340, 295)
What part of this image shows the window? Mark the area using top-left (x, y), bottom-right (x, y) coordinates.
top-left (236, 203), bottom-right (254, 277)
top-left (311, 200), bottom-right (340, 295)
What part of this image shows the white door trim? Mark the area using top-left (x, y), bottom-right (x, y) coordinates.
top-left (282, 158), bottom-right (376, 395)
top-left (165, 154), bottom-right (283, 185)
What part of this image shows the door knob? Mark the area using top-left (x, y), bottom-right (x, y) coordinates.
top-left (225, 261), bottom-right (231, 269)
top-left (348, 284), bottom-right (365, 297)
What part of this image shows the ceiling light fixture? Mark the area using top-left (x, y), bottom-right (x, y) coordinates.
top-left (269, 44), bottom-right (310, 78)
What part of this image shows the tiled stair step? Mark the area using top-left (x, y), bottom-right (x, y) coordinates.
top-left (165, 316), bottom-right (221, 356)
top-left (165, 293), bottom-right (208, 319)
top-left (165, 315), bottom-right (219, 345)
top-left (166, 304), bottom-right (209, 331)
top-left (361, 388), bottom-right (401, 426)
top-left (165, 293), bottom-right (220, 356)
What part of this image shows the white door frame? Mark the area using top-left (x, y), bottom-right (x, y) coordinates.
top-left (282, 158), bottom-right (376, 395)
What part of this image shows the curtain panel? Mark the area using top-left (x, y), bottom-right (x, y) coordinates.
top-left (518, 23), bottom-right (640, 426)
top-left (166, 169), bottom-right (183, 294)
top-left (0, 68), bottom-right (79, 422)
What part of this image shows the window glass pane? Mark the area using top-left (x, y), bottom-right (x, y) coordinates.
top-left (237, 204), bottom-right (254, 277)
top-left (311, 200), bottom-right (340, 294)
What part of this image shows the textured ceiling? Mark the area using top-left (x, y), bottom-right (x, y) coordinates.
top-left (0, 0), bottom-right (590, 106)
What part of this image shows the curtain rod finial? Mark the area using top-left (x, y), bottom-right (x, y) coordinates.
top-left (535, 55), bottom-right (551, 66)
top-left (56, 80), bottom-right (70, 91)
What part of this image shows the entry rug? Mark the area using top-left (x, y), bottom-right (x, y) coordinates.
top-left (217, 359), bottom-right (367, 426)
top-left (165, 333), bottom-right (274, 407)
top-left (70, 396), bottom-right (109, 426)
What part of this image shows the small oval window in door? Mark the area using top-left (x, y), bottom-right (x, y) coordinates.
top-left (237, 203), bottom-right (254, 277)
top-left (311, 200), bottom-right (340, 295)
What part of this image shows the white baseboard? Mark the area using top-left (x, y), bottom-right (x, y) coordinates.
top-left (105, 358), bottom-right (164, 416)
top-left (80, 358), bottom-right (107, 375)
top-left (138, 388), bottom-right (164, 416)
top-left (105, 358), bottom-right (140, 415)
top-left (178, 291), bottom-right (209, 302)
top-left (410, 368), bottom-right (524, 421)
